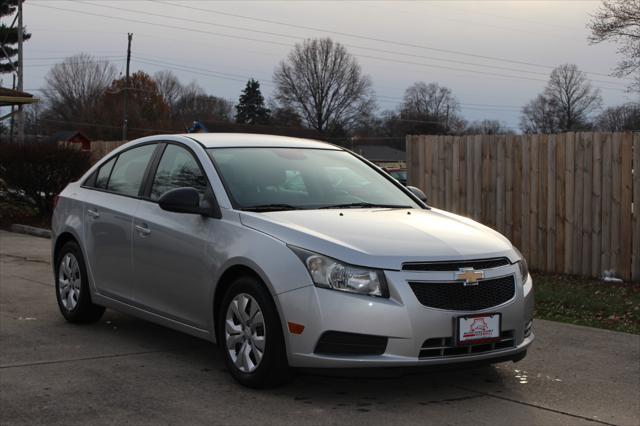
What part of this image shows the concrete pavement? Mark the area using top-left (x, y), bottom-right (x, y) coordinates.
top-left (1, 230), bottom-right (639, 425)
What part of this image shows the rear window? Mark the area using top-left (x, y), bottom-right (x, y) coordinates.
top-left (94, 157), bottom-right (116, 189)
top-left (106, 144), bottom-right (156, 196)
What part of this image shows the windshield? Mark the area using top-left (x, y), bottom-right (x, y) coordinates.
top-left (207, 148), bottom-right (420, 211)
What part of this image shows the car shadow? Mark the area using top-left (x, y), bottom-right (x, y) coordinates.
top-left (88, 309), bottom-right (517, 408)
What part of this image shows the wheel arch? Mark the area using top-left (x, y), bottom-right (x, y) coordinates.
top-left (53, 231), bottom-right (80, 273)
top-left (212, 261), bottom-right (283, 343)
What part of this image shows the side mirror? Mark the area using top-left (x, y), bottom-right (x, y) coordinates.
top-left (158, 187), bottom-right (217, 216)
top-left (407, 185), bottom-right (427, 203)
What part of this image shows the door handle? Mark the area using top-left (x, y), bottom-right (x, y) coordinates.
top-left (87, 208), bottom-right (100, 218)
top-left (135, 224), bottom-right (151, 236)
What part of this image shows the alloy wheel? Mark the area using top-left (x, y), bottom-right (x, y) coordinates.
top-left (58, 253), bottom-right (81, 311)
top-left (225, 293), bottom-right (266, 373)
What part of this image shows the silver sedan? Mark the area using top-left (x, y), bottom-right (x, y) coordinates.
top-left (52, 133), bottom-right (534, 388)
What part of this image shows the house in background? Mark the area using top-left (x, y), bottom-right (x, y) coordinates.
top-left (46, 131), bottom-right (92, 151)
top-left (353, 144), bottom-right (406, 168)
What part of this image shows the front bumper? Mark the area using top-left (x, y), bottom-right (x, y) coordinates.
top-left (278, 266), bottom-right (534, 368)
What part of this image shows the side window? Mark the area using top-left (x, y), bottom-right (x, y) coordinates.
top-left (94, 156), bottom-right (117, 189)
top-left (106, 144), bottom-right (156, 196)
top-left (150, 144), bottom-right (208, 200)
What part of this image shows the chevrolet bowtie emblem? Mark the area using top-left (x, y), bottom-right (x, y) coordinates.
top-left (455, 268), bottom-right (484, 286)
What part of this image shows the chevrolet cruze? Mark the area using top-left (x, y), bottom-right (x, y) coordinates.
top-left (52, 133), bottom-right (534, 387)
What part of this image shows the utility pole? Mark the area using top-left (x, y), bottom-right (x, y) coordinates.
top-left (16, 0), bottom-right (24, 144)
top-left (9, 74), bottom-right (15, 144)
top-left (122, 33), bottom-right (132, 141)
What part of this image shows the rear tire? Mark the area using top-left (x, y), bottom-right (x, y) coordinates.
top-left (55, 241), bottom-right (105, 323)
top-left (217, 275), bottom-right (291, 388)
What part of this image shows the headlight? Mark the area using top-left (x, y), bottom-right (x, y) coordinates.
top-left (513, 247), bottom-right (529, 282)
top-left (290, 246), bottom-right (389, 298)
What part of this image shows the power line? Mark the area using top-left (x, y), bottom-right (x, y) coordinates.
top-left (133, 56), bottom-right (526, 112)
top-left (31, 1), bottom-right (628, 92)
top-left (134, 57), bottom-right (258, 85)
top-left (28, 3), bottom-right (293, 49)
top-left (39, 118), bottom-right (174, 133)
top-left (353, 2), bottom-right (583, 40)
top-left (152, 0), bottom-right (629, 81)
top-left (71, 0), bottom-right (628, 87)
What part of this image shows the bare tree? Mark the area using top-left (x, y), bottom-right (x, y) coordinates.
top-left (520, 94), bottom-right (561, 134)
top-left (397, 82), bottom-right (463, 134)
top-left (154, 70), bottom-right (183, 113)
top-left (588, 0), bottom-right (640, 92)
top-left (402, 82), bottom-right (459, 120)
top-left (268, 101), bottom-right (303, 128)
top-left (174, 81), bottom-right (233, 126)
top-left (273, 38), bottom-right (375, 134)
top-left (42, 53), bottom-right (116, 128)
top-left (545, 64), bottom-right (602, 130)
top-left (520, 64), bottom-right (602, 133)
top-left (595, 103), bottom-right (640, 130)
top-left (465, 119), bottom-right (513, 135)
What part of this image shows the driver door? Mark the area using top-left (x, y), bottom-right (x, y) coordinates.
top-left (131, 143), bottom-right (214, 329)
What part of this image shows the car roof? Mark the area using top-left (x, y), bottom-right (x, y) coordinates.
top-left (184, 133), bottom-right (341, 150)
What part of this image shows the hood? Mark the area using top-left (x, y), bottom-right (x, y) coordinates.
top-left (240, 208), bottom-right (517, 270)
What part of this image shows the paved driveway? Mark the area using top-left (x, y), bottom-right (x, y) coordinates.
top-left (1, 230), bottom-right (638, 426)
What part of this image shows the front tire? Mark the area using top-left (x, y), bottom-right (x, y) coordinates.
top-left (217, 275), bottom-right (291, 388)
top-left (55, 241), bottom-right (105, 323)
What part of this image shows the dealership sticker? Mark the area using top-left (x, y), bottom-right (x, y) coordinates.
top-left (458, 314), bottom-right (500, 344)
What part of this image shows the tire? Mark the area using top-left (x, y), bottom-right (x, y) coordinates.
top-left (217, 275), bottom-right (291, 388)
top-left (55, 241), bottom-right (105, 323)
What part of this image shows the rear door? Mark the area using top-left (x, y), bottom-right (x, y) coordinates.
top-left (131, 142), bottom-right (214, 328)
top-left (83, 143), bottom-right (158, 302)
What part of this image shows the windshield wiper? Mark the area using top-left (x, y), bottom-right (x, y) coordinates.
top-left (241, 203), bottom-right (304, 212)
top-left (318, 202), bottom-right (412, 209)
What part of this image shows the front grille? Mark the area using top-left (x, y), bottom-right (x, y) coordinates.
top-left (402, 257), bottom-right (510, 272)
top-left (314, 331), bottom-right (388, 356)
top-left (409, 275), bottom-right (515, 311)
top-left (419, 330), bottom-right (515, 358)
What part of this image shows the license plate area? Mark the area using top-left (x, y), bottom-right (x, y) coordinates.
top-left (456, 313), bottom-right (501, 346)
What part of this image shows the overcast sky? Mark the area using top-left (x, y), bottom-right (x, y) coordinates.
top-left (14, 0), bottom-right (639, 130)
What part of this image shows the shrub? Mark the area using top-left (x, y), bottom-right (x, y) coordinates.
top-left (0, 143), bottom-right (92, 218)
top-left (0, 177), bottom-right (38, 225)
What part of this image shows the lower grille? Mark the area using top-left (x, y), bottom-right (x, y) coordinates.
top-left (314, 331), bottom-right (388, 356)
top-left (419, 330), bottom-right (515, 358)
top-left (409, 275), bottom-right (515, 311)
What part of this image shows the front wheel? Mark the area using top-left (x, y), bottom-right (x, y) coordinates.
top-left (217, 276), bottom-right (291, 388)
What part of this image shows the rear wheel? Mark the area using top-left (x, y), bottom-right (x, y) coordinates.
top-left (217, 276), bottom-right (291, 388)
top-left (55, 241), bottom-right (105, 323)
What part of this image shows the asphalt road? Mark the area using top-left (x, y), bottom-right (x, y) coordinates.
top-left (1, 230), bottom-right (639, 426)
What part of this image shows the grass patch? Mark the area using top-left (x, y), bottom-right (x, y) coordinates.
top-left (533, 272), bottom-right (640, 334)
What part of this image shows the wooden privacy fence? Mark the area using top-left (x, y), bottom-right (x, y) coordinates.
top-left (406, 132), bottom-right (640, 282)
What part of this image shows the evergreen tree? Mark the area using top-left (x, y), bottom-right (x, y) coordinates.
top-left (0, 0), bottom-right (31, 75)
top-left (235, 79), bottom-right (270, 124)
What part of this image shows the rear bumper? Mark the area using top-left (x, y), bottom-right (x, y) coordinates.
top-left (278, 267), bottom-right (534, 368)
